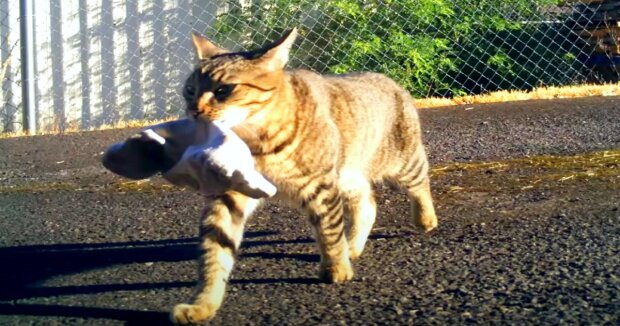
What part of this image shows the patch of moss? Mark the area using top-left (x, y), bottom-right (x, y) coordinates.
top-left (432, 150), bottom-right (619, 176)
top-left (110, 181), bottom-right (178, 193)
top-left (432, 149), bottom-right (620, 193)
top-left (0, 180), bottom-right (182, 194)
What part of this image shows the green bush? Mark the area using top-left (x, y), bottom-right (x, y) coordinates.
top-left (208, 0), bottom-right (576, 98)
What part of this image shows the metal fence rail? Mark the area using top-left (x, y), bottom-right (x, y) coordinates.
top-left (1, 0), bottom-right (618, 133)
top-left (1, 0), bottom-right (20, 133)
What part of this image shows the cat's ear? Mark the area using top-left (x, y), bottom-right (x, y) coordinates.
top-left (257, 28), bottom-right (298, 71)
top-left (192, 32), bottom-right (225, 60)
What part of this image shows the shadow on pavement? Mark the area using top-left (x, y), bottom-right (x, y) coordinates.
top-left (0, 237), bottom-right (198, 301)
top-left (0, 230), bottom-right (290, 301)
top-left (0, 230), bottom-right (410, 323)
top-left (0, 303), bottom-right (173, 326)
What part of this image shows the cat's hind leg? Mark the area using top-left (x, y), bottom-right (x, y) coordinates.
top-left (171, 192), bottom-right (260, 324)
top-left (406, 178), bottom-right (437, 231)
top-left (397, 147), bottom-right (437, 232)
top-left (339, 170), bottom-right (376, 260)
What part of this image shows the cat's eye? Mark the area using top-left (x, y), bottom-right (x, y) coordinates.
top-left (213, 84), bottom-right (235, 101)
top-left (184, 85), bottom-right (196, 98)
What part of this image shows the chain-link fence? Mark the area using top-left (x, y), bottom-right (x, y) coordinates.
top-left (1, 0), bottom-right (619, 134)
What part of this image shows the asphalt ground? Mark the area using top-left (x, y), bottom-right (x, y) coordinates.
top-left (0, 96), bottom-right (619, 325)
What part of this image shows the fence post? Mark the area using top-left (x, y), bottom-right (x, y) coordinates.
top-left (19, 0), bottom-right (36, 134)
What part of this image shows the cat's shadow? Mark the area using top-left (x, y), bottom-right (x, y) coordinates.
top-left (0, 230), bottom-right (317, 301)
top-left (0, 230), bottom-right (408, 324)
top-left (0, 303), bottom-right (173, 326)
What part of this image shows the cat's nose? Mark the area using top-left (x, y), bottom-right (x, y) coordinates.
top-left (198, 93), bottom-right (214, 108)
top-left (186, 107), bottom-right (201, 119)
top-left (187, 102), bottom-right (202, 113)
top-left (190, 109), bottom-right (204, 119)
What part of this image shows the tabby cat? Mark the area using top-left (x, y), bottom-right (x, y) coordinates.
top-left (171, 28), bottom-right (437, 324)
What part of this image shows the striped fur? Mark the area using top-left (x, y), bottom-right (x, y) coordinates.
top-left (171, 29), bottom-right (437, 324)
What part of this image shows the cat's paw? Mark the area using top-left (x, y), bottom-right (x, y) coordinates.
top-left (348, 249), bottom-right (361, 261)
top-left (319, 261), bottom-right (354, 283)
top-left (348, 237), bottom-right (369, 260)
top-left (170, 303), bottom-right (215, 325)
top-left (414, 214), bottom-right (438, 232)
top-left (348, 244), bottom-right (364, 261)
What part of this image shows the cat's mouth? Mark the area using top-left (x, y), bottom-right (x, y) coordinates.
top-left (213, 109), bottom-right (249, 129)
top-left (213, 118), bottom-right (235, 129)
top-left (188, 107), bottom-right (248, 129)
top-left (190, 110), bottom-right (213, 122)
top-left (190, 113), bottom-right (231, 129)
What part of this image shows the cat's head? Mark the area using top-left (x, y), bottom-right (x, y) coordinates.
top-left (183, 28), bottom-right (298, 127)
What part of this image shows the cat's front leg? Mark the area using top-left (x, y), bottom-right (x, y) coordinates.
top-left (304, 183), bottom-right (353, 283)
top-left (171, 192), bottom-right (260, 324)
